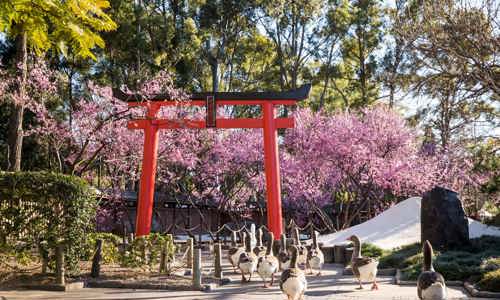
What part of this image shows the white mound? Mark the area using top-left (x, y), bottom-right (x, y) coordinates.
top-left (317, 197), bottom-right (500, 250)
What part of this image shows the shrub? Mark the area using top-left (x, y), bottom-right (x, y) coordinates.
top-left (120, 233), bottom-right (176, 269)
top-left (379, 243), bottom-right (421, 269)
top-left (463, 236), bottom-right (500, 253)
top-left (0, 171), bottom-right (97, 274)
top-left (83, 233), bottom-right (122, 264)
top-left (480, 257), bottom-right (500, 272)
top-left (397, 237), bottom-right (500, 282)
top-left (361, 243), bottom-right (385, 258)
top-left (478, 269), bottom-right (500, 292)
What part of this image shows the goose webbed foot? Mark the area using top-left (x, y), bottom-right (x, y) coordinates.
top-left (371, 281), bottom-right (379, 290)
top-left (357, 280), bottom-right (363, 290)
top-left (316, 271), bottom-right (322, 276)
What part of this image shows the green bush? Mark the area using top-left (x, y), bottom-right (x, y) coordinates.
top-left (121, 233), bottom-right (175, 269)
top-left (379, 243), bottom-right (421, 269)
top-left (396, 237), bottom-right (500, 283)
top-left (480, 257), bottom-right (500, 272)
top-left (463, 236), bottom-right (500, 253)
top-left (83, 233), bottom-right (122, 264)
top-left (0, 171), bottom-right (97, 274)
top-left (478, 269), bottom-right (500, 292)
top-left (361, 243), bottom-right (386, 258)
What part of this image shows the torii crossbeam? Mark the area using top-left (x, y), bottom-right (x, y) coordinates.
top-left (113, 84), bottom-right (311, 239)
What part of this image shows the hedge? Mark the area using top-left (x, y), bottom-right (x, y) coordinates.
top-left (0, 171), bottom-right (97, 274)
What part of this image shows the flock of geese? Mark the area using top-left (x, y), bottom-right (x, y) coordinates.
top-left (226, 228), bottom-right (447, 300)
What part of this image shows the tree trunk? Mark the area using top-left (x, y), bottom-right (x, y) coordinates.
top-left (7, 31), bottom-right (28, 171)
top-left (210, 56), bottom-right (218, 93)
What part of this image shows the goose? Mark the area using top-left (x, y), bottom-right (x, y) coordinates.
top-left (294, 227), bottom-right (308, 267)
top-left (417, 240), bottom-right (447, 300)
top-left (280, 245), bottom-right (307, 300)
top-left (238, 231), bottom-right (258, 282)
top-left (307, 229), bottom-right (324, 276)
top-left (347, 235), bottom-right (379, 290)
top-left (253, 228), bottom-right (267, 257)
top-left (227, 231), bottom-right (245, 272)
top-left (278, 233), bottom-right (291, 271)
top-left (257, 232), bottom-right (279, 287)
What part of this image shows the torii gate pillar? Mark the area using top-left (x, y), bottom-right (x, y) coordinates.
top-left (262, 102), bottom-right (283, 237)
top-left (136, 104), bottom-right (160, 237)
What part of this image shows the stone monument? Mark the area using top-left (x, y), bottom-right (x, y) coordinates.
top-left (421, 186), bottom-right (469, 250)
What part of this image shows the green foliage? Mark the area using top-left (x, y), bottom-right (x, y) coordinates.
top-left (378, 243), bottom-right (421, 269)
top-left (0, 242), bottom-right (38, 267)
top-left (0, 171), bottom-right (97, 274)
top-left (389, 237), bottom-right (500, 282)
top-left (82, 233), bottom-right (121, 264)
top-left (361, 242), bottom-right (385, 258)
top-left (478, 269), bottom-right (500, 292)
top-left (120, 233), bottom-right (176, 269)
top-left (480, 257), bottom-right (500, 272)
top-left (0, 0), bottom-right (116, 59)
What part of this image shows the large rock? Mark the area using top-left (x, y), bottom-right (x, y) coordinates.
top-left (421, 187), bottom-right (469, 250)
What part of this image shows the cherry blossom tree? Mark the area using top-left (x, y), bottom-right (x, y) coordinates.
top-left (280, 106), bottom-right (486, 230)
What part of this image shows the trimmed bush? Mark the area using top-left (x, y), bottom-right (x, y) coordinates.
top-left (379, 243), bottom-right (421, 269)
top-left (395, 237), bottom-right (500, 282)
top-left (83, 233), bottom-right (122, 264)
top-left (0, 171), bottom-right (97, 274)
top-left (478, 269), bottom-right (500, 292)
top-left (361, 243), bottom-right (386, 258)
top-left (120, 233), bottom-right (176, 269)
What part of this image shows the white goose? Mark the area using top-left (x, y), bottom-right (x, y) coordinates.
top-left (257, 232), bottom-right (279, 287)
top-left (253, 228), bottom-right (266, 257)
top-left (294, 228), bottom-right (308, 267)
top-left (347, 235), bottom-right (379, 290)
top-left (307, 229), bottom-right (324, 276)
top-left (227, 231), bottom-right (245, 273)
top-left (238, 232), bottom-right (258, 282)
top-left (280, 245), bottom-right (307, 300)
top-left (278, 233), bottom-right (291, 271)
top-left (417, 240), bottom-right (447, 300)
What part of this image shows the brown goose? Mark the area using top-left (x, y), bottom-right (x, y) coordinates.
top-left (280, 245), bottom-right (307, 300)
top-left (253, 228), bottom-right (266, 257)
top-left (278, 233), bottom-right (291, 270)
top-left (257, 232), bottom-right (279, 287)
top-left (417, 240), bottom-right (447, 299)
top-left (294, 227), bottom-right (308, 267)
top-left (238, 231), bottom-right (257, 282)
top-left (347, 235), bottom-right (379, 290)
top-left (306, 229), bottom-right (324, 276)
top-left (227, 231), bottom-right (245, 272)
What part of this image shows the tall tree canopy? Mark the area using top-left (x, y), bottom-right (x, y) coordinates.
top-left (0, 0), bottom-right (116, 170)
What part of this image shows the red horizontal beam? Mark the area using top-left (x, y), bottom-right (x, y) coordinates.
top-left (127, 100), bottom-right (297, 108)
top-left (127, 117), bottom-right (294, 130)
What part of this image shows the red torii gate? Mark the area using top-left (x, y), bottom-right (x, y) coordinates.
top-left (113, 85), bottom-right (311, 239)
